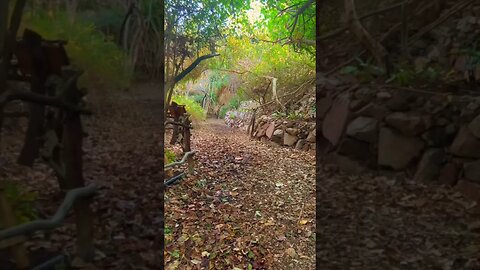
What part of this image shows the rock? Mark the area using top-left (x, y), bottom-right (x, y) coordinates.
top-left (302, 143), bottom-right (310, 151)
top-left (421, 126), bottom-right (454, 147)
top-left (385, 112), bottom-right (426, 136)
top-left (464, 160), bottom-right (480, 183)
top-left (337, 138), bottom-right (371, 162)
top-left (255, 123), bottom-right (270, 138)
top-left (284, 132), bottom-right (298, 146)
top-left (295, 139), bottom-right (305, 150)
top-left (317, 96), bottom-right (333, 120)
top-left (286, 128), bottom-right (300, 136)
top-left (322, 96), bottom-right (350, 147)
top-left (437, 163), bottom-right (459, 186)
top-left (376, 91), bottom-right (392, 100)
top-left (355, 103), bottom-right (389, 120)
top-left (273, 129), bottom-right (284, 137)
top-left (346, 117), bottom-right (378, 143)
top-left (354, 87), bottom-right (376, 102)
top-left (378, 128), bottom-right (425, 170)
top-left (266, 122), bottom-right (275, 139)
top-left (468, 114), bottom-right (480, 138)
top-left (450, 126), bottom-right (480, 158)
top-left (306, 129), bottom-right (316, 143)
top-left (386, 94), bottom-right (410, 111)
top-left (349, 99), bottom-right (367, 111)
top-left (413, 149), bottom-right (445, 182)
top-left (460, 101), bottom-right (480, 119)
top-left (324, 154), bottom-right (366, 174)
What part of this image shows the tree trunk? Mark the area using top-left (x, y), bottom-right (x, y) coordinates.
top-left (344, 0), bottom-right (388, 70)
top-left (0, 0), bottom-right (10, 93)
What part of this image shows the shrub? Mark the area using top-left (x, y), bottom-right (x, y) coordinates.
top-left (165, 148), bottom-right (176, 164)
top-left (172, 95), bottom-right (206, 121)
top-left (0, 181), bottom-right (37, 229)
top-left (21, 11), bottom-right (132, 91)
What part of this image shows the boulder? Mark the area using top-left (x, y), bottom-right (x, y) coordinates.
top-left (284, 132), bottom-right (298, 146)
top-left (346, 117), bottom-right (378, 143)
top-left (354, 87), bottom-right (376, 102)
top-left (376, 91), bottom-right (392, 100)
top-left (349, 99), bottom-right (367, 111)
top-left (295, 139), bottom-right (305, 150)
top-left (464, 160), bottom-right (480, 183)
top-left (286, 128), bottom-right (300, 136)
top-left (413, 149), bottom-right (445, 182)
top-left (438, 163), bottom-right (459, 186)
top-left (322, 96), bottom-right (350, 147)
top-left (324, 154), bottom-right (366, 174)
top-left (355, 103), bottom-right (389, 120)
top-left (306, 129), bottom-right (316, 142)
top-left (385, 112), bottom-right (426, 136)
top-left (385, 94), bottom-right (410, 111)
top-left (302, 143), bottom-right (310, 151)
top-left (468, 114), bottom-right (480, 138)
top-left (378, 127), bottom-right (425, 170)
top-left (421, 126), bottom-right (454, 147)
top-left (255, 123), bottom-right (270, 138)
top-left (273, 129), bottom-right (284, 137)
top-left (265, 122), bottom-right (275, 139)
top-left (337, 138), bottom-right (371, 162)
top-left (317, 96), bottom-right (333, 120)
top-left (450, 126), bottom-right (480, 158)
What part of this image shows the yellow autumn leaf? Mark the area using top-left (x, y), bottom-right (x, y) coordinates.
top-left (299, 219), bottom-right (309, 225)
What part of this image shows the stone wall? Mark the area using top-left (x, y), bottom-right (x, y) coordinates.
top-left (317, 81), bottom-right (480, 194)
top-left (252, 115), bottom-right (316, 152)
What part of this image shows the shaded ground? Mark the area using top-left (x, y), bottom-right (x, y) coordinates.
top-left (164, 119), bottom-right (316, 269)
top-left (317, 169), bottom-right (480, 270)
top-left (1, 83), bottom-right (164, 268)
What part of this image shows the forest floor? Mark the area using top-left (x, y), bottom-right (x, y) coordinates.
top-left (164, 119), bottom-right (316, 269)
top-left (1, 83), bottom-right (315, 269)
top-left (317, 167), bottom-right (480, 269)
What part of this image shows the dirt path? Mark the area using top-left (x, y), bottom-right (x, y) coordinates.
top-left (1, 83), bottom-right (164, 268)
top-left (165, 119), bottom-right (316, 269)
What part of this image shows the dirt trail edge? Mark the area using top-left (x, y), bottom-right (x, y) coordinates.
top-left (165, 119), bottom-right (316, 269)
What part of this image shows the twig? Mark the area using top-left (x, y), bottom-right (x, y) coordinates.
top-left (0, 185), bottom-right (97, 240)
top-left (408, 0), bottom-right (475, 44)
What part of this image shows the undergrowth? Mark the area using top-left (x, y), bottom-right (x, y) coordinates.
top-left (21, 11), bottom-right (131, 91)
top-left (172, 95), bottom-right (206, 121)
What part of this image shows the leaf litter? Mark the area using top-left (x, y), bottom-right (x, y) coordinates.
top-left (165, 119), bottom-right (316, 270)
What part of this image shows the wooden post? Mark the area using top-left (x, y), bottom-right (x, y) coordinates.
top-left (0, 183), bottom-right (29, 269)
top-left (17, 31), bottom-right (50, 166)
top-left (62, 111), bottom-right (94, 261)
top-left (183, 116), bottom-right (194, 173)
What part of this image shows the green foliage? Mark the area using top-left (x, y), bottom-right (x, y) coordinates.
top-left (0, 182), bottom-right (37, 229)
top-left (218, 106), bottom-right (229, 119)
top-left (22, 11), bottom-right (131, 90)
top-left (272, 111), bottom-right (305, 120)
top-left (218, 94), bottom-right (242, 118)
top-left (389, 62), bottom-right (443, 86)
top-left (172, 95), bottom-right (206, 121)
top-left (165, 149), bottom-right (177, 164)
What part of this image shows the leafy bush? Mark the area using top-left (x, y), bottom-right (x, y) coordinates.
top-left (219, 106), bottom-right (229, 119)
top-left (21, 11), bottom-right (131, 90)
top-left (0, 182), bottom-right (37, 229)
top-left (165, 148), bottom-right (176, 164)
top-left (172, 95), bottom-right (206, 121)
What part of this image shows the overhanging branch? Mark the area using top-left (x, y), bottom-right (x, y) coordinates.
top-left (174, 53), bottom-right (220, 84)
